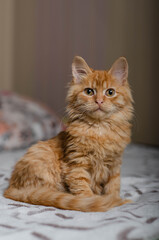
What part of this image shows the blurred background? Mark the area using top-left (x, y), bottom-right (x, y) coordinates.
top-left (0, 0), bottom-right (159, 146)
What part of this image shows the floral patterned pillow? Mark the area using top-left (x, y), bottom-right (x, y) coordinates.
top-left (0, 91), bottom-right (63, 151)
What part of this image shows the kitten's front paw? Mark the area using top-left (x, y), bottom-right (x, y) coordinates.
top-left (122, 199), bottom-right (133, 204)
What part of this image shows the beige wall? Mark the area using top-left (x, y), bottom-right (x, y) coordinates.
top-left (0, 0), bottom-right (159, 145)
top-left (0, 0), bottom-right (14, 90)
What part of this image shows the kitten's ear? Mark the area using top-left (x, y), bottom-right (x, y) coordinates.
top-left (108, 57), bottom-right (128, 85)
top-left (72, 56), bottom-right (92, 83)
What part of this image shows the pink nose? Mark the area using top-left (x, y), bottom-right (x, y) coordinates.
top-left (95, 99), bottom-right (103, 105)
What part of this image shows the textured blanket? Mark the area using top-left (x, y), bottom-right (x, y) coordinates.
top-left (0, 144), bottom-right (159, 240)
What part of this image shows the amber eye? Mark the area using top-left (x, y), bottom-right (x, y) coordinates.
top-left (84, 88), bottom-right (94, 96)
top-left (105, 88), bottom-right (116, 97)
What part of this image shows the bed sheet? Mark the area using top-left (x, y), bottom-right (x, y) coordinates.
top-left (0, 144), bottom-right (159, 240)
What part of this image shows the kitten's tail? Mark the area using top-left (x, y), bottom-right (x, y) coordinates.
top-left (4, 187), bottom-right (130, 212)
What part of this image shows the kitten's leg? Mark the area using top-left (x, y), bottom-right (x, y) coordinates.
top-left (103, 160), bottom-right (121, 196)
top-left (104, 172), bottom-right (120, 196)
top-left (6, 139), bottom-right (64, 192)
top-left (64, 167), bottom-right (93, 196)
top-left (104, 170), bottom-right (132, 204)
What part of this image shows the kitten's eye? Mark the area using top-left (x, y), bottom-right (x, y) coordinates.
top-left (84, 88), bottom-right (94, 96)
top-left (105, 88), bottom-right (116, 97)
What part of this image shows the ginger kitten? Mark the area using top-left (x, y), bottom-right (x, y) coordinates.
top-left (4, 56), bottom-right (134, 212)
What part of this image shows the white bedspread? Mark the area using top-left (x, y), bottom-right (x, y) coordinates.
top-left (0, 144), bottom-right (159, 240)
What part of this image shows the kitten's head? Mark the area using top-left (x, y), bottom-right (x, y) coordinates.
top-left (66, 56), bottom-right (133, 122)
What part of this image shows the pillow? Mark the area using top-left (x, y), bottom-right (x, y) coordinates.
top-left (0, 91), bottom-right (63, 151)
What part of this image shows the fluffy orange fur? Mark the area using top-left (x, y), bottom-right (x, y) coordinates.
top-left (4, 56), bottom-right (134, 212)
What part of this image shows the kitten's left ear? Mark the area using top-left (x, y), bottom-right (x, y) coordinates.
top-left (108, 57), bottom-right (128, 85)
top-left (72, 56), bottom-right (92, 83)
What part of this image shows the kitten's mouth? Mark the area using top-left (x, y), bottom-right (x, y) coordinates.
top-left (95, 107), bottom-right (104, 112)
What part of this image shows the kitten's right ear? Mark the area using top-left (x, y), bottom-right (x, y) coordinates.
top-left (72, 56), bottom-right (92, 83)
